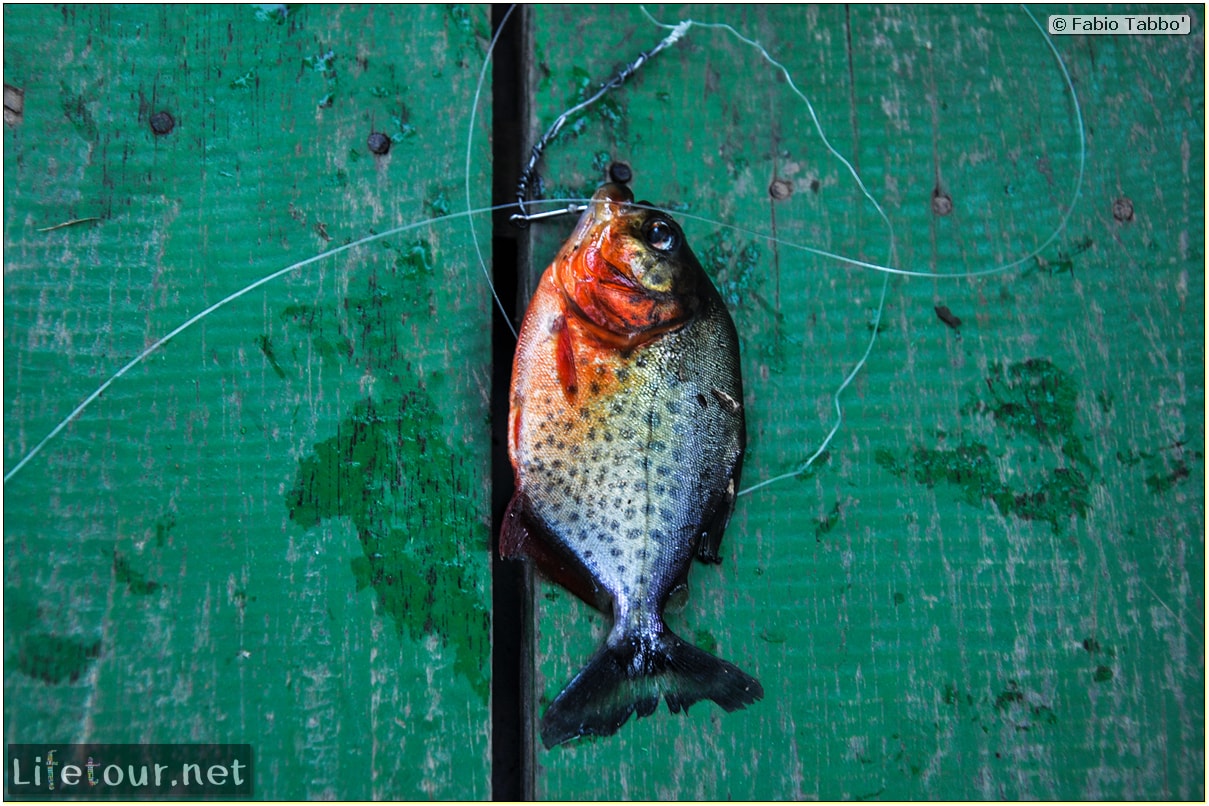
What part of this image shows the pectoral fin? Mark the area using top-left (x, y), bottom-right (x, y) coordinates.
top-left (696, 471), bottom-right (741, 565)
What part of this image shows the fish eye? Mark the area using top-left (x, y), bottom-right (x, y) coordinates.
top-left (643, 218), bottom-right (679, 252)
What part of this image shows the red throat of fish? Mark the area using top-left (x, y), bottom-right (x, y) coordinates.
top-left (551, 196), bottom-right (696, 351)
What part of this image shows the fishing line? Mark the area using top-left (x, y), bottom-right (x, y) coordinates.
top-left (507, 7), bottom-right (898, 498)
top-left (466, 3), bottom-right (520, 340)
top-left (632, 5), bottom-right (1083, 495)
top-left (512, 20), bottom-right (691, 221)
top-left (637, 5), bottom-right (1084, 283)
top-left (7, 7), bottom-right (1084, 489)
top-left (477, 5), bottom-right (1083, 497)
top-left (3, 203), bottom-right (514, 484)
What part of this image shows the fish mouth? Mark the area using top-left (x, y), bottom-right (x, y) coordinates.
top-left (584, 185), bottom-right (677, 297)
top-left (552, 182), bottom-right (696, 345)
top-left (595, 252), bottom-right (646, 293)
top-left (588, 182), bottom-right (635, 213)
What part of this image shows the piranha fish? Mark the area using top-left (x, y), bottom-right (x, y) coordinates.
top-left (502, 182), bottom-right (763, 748)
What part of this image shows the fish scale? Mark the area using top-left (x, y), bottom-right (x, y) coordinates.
top-left (502, 183), bottom-right (763, 747)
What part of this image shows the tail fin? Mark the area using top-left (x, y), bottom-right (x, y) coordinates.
top-left (540, 630), bottom-right (763, 748)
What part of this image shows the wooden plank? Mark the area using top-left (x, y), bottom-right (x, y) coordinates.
top-left (522, 4), bottom-right (1202, 798)
top-left (3, 5), bottom-right (493, 799)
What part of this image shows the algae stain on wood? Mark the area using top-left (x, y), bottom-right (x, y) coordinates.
top-left (278, 229), bottom-right (490, 701)
top-left (16, 634), bottom-right (102, 685)
top-left (876, 358), bottom-right (1095, 533)
top-left (286, 390), bottom-right (490, 700)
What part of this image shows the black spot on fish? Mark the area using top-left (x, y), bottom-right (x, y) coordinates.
top-left (611, 548), bottom-right (623, 557)
top-left (696, 393), bottom-right (709, 408)
top-left (616, 368), bottom-right (629, 382)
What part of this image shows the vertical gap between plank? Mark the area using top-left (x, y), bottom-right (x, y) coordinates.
top-left (489, 4), bottom-right (534, 801)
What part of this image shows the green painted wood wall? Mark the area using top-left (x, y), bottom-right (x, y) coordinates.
top-left (4, 4), bottom-right (1203, 800)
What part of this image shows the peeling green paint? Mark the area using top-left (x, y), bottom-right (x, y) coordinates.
top-left (1115, 442), bottom-right (1199, 494)
top-left (965, 358), bottom-right (1092, 469)
top-left (591, 150), bottom-right (613, 174)
top-left (1024, 235), bottom-right (1093, 277)
top-left (1144, 458), bottom-right (1192, 493)
top-left (280, 304), bottom-right (350, 370)
top-left (565, 66), bottom-right (625, 134)
top-left (448, 4), bottom-right (473, 33)
top-left (154, 513), bottom-right (175, 547)
top-left (424, 185), bottom-right (452, 218)
top-left (252, 4), bottom-right (295, 25)
top-left (815, 500), bottom-right (842, 540)
top-left (941, 679), bottom-right (1058, 737)
top-left (256, 334), bottom-right (287, 380)
top-left (303, 49), bottom-right (338, 108)
top-left (113, 550), bottom-right (162, 595)
top-left (229, 70), bottom-right (256, 90)
top-left (702, 230), bottom-right (764, 310)
top-left (701, 229), bottom-right (789, 366)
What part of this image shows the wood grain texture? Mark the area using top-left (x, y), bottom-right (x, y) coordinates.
top-left (523, 4), bottom-right (1203, 799)
top-left (3, 5), bottom-right (493, 799)
top-left (3, 3), bottom-right (1202, 800)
